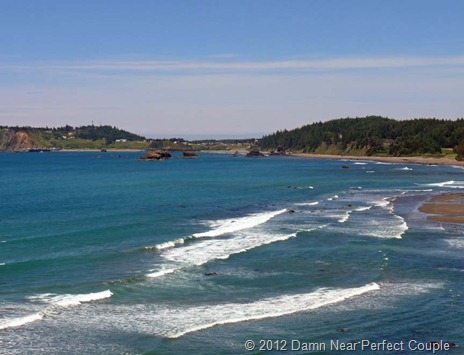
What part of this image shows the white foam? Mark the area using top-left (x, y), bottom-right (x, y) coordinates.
top-left (400, 167), bottom-right (413, 171)
top-left (146, 230), bottom-right (302, 278)
top-left (193, 209), bottom-right (287, 238)
top-left (0, 312), bottom-right (43, 330)
top-left (146, 266), bottom-right (178, 278)
top-left (444, 239), bottom-right (464, 249)
top-left (371, 214), bottom-right (407, 239)
top-left (327, 195), bottom-right (339, 201)
top-left (3, 290), bottom-right (113, 331)
top-left (354, 162), bottom-right (367, 165)
top-left (423, 180), bottom-right (464, 188)
top-left (406, 189), bottom-right (433, 192)
top-left (163, 231), bottom-right (298, 266)
top-left (374, 198), bottom-right (391, 208)
top-left (332, 196), bottom-right (408, 239)
top-left (366, 171), bottom-right (375, 173)
top-left (30, 290), bottom-right (113, 307)
top-left (354, 206), bottom-right (372, 212)
top-left (157, 282), bottom-right (380, 338)
top-left (426, 180), bottom-right (455, 186)
top-left (145, 238), bottom-right (185, 251)
top-left (0, 263), bottom-right (5, 266)
top-left (294, 201), bottom-right (319, 206)
top-left (338, 211), bottom-right (351, 223)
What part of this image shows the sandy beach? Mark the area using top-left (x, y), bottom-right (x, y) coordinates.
top-left (290, 153), bottom-right (464, 167)
top-left (419, 193), bottom-right (464, 223)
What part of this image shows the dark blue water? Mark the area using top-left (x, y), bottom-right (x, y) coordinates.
top-left (0, 152), bottom-right (462, 354)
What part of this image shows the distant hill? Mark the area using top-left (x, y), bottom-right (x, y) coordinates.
top-left (259, 116), bottom-right (464, 157)
top-left (0, 125), bottom-right (147, 151)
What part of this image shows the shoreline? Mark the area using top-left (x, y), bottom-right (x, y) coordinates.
top-left (202, 150), bottom-right (464, 167)
top-left (289, 153), bottom-right (464, 167)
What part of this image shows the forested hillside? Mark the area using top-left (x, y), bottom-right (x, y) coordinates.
top-left (259, 116), bottom-right (464, 156)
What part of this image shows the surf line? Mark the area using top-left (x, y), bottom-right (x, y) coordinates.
top-left (0, 290), bottom-right (113, 331)
top-left (145, 208), bottom-right (288, 251)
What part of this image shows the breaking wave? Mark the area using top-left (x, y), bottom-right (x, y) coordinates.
top-left (147, 231), bottom-right (300, 278)
top-left (1, 290), bottom-right (113, 331)
top-left (156, 282), bottom-right (380, 338)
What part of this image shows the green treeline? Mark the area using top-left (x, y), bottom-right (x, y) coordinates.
top-left (74, 125), bottom-right (145, 144)
top-left (259, 116), bottom-right (464, 156)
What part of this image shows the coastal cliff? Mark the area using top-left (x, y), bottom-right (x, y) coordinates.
top-left (0, 130), bottom-right (36, 151)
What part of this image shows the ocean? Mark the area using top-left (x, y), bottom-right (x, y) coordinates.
top-left (0, 152), bottom-right (463, 354)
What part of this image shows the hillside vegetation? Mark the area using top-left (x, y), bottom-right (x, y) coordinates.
top-left (259, 116), bottom-right (464, 158)
top-left (0, 125), bottom-right (148, 151)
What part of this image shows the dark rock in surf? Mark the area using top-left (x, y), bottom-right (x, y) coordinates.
top-left (138, 151), bottom-right (163, 161)
top-left (246, 150), bottom-right (265, 157)
top-left (182, 151), bottom-right (199, 158)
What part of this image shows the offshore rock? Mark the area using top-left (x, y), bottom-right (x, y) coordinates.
top-left (138, 151), bottom-right (163, 161)
top-left (246, 150), bottom-right (265, 157)
top-left (182, 151), bottom-right (199, 158)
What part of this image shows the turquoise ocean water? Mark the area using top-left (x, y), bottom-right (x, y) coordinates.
top-left (0, 152), bottom-right (463, 354)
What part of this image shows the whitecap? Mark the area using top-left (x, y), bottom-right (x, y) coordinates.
top-left (425, 180), bottom-right (455, 187)
top-left (29, 290), bottom-right (113, 307)
top-left (0, 312), bottom-right (43, 330)
top-left (163, 231), bottom-right (299, 266)
top-left (338, 211), bottom-right (351, 223)
top-left (145, 238), bottom-right (185, 251)
top-left (294, 201), bottom-right (319, 206)
top-left (354, 206), bottom-right (372, 212)
top-left (147, 230), bottom-right (302, 278)
top-left (146, 266), bottom-right (178, 278)
top-left (193, 209), bottom-right (287, 238)
top-left (2, 290), bottom-right (113, 330)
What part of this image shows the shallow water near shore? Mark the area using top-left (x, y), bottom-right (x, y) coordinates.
top-left (0, 152), bottom-right (463, 354)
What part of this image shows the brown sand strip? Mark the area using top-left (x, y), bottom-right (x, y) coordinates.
top-left (419, 193), bottom-right (464, 223)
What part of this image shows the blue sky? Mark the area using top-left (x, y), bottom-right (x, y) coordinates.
top-left (1, 0), bottom-right (463, 138)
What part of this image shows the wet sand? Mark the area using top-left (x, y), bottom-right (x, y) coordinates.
top-left (419, 193), bottom-right (464, 223)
